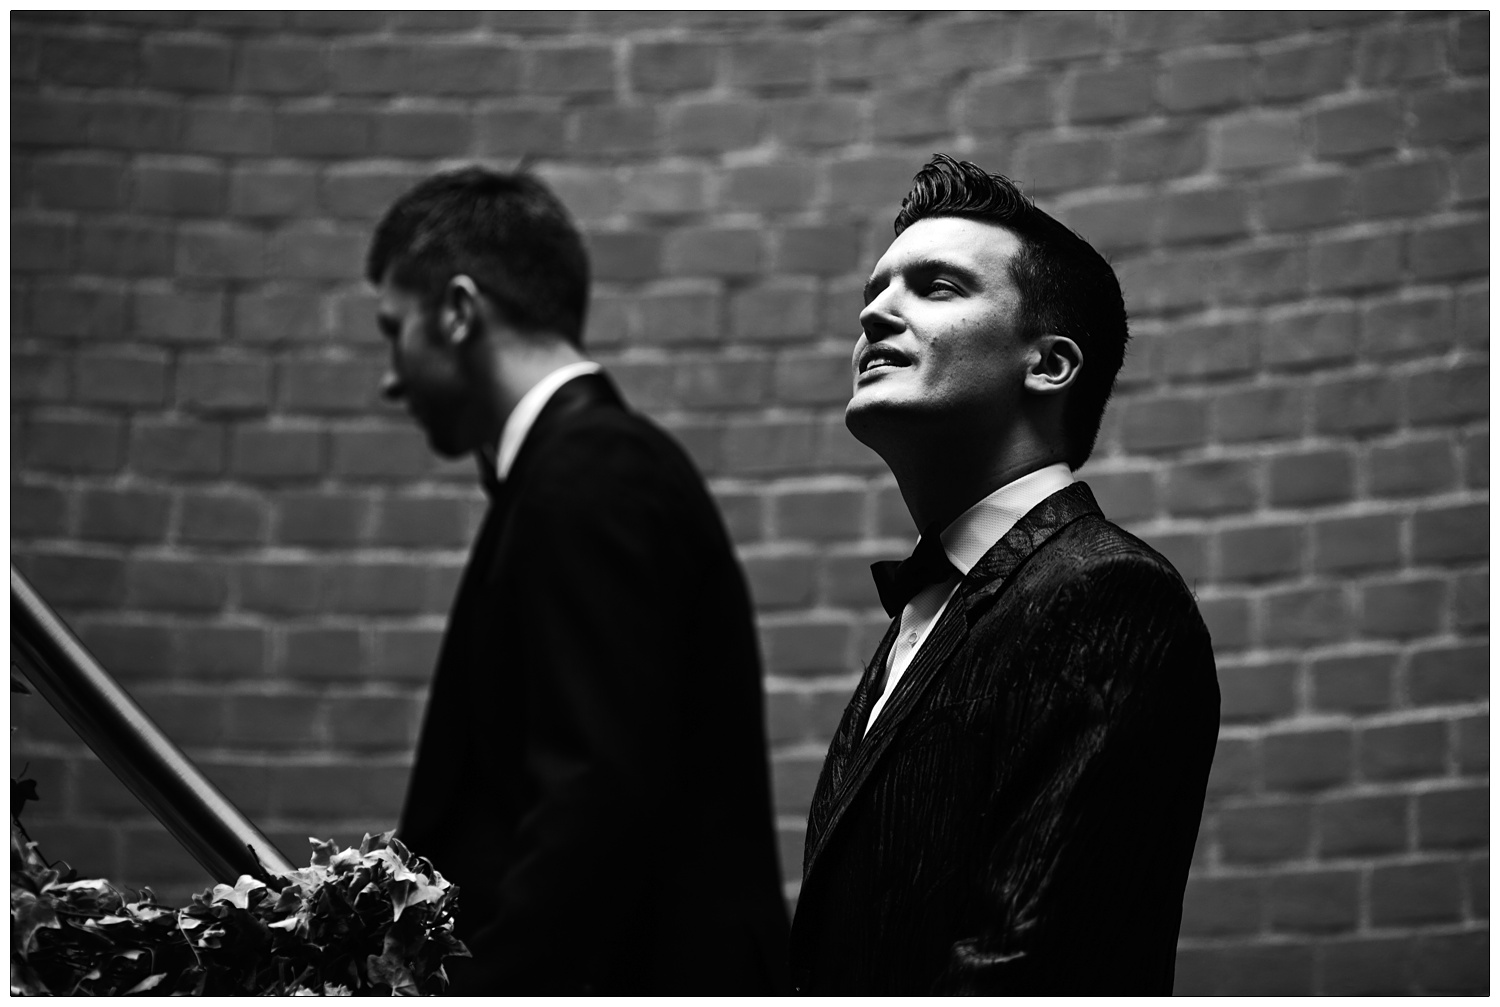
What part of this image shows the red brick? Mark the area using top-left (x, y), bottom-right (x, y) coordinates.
top-left (713, 488), bottom-right (765, 544)
top-left (1312, 96), bottom-right (1403, 157)
top-left (370, 494), bottom-right (477, 550)
top-left (1462, 431), bottom-right (1487, 489)
top-left (1371, 862), bottom-right (1464, 925)
top-left (16, 550), bottom-right (128, 609)
top-left (1213, 111), bottom-right (1305, 173)
top-left (1116, 122), bottom-right (1208, 183)
top-left (760, 616), bottom-right (853, 677)
top-left (1218, 801), bottom-right (1313, 863)
top-left (1453, 146), bottom-right (1489, 205)
top-left (1197, 594), bottom-right (1252, 651)
top-left (23, 416), bottom-right (126, 474)
top-left (238, 39), bottom-right (326, 93)
top-left (1411, 220), bottom-right (1488, 281)
top-left (12, 94), bottom-right (91, 147)
top-left (12, 483), bottom-right (71, 538)
top-left (1355, 159), bottom-right (1449, 219)
top-left (226, 422), bottom-right (323, 481)
top-left (1360, 578), bottom-right (1447, 639)
top-left (225, 694), bottom-right (322, 749)
top-left (1312, 514), bottom-right (1402, 574)
top-left (269, 223), bottom-right (367, 281)
top-left (74, 349), bottom-right (169, 408)
top-left (723, 163), bottom-right (816, 213)
top-left (176, 223), bottom-right (264, 279)
top-left (867, 86), bottom-right (951, 141)
top-left (143, 36), bottom-right (232, 92)
top-left (618, 166), bottom-right (709, 216)
top-left (1416, 786), bottom-right (1487, 850)
top-left (1179, 875), bottom-right (1262, 937)
top-left (273, 107), bottom-right (371, 157)
top-left (321, 560), bottom-right (427, 615)
top-left (372, 107), bottom-right (473, 158)
top-left (1412, 931), bottom-right (1488, 994)
top-left (524, 43), bottom-right (614, 95)
top-left (282, 627), bottom-right (363, 680)
top-left (1267, 869), bottom-right (1360, 934)
top-left (181, 97), bottom-right (272, 155)
top-left (1059, 194), bottom-right (1156, 255)
top-left (1258, 173), bottom-right (1351, 232)
top-left (759, 96), bottom-right (857, 148)
top-left (77, 487), bottom-right (172, 544)
top-left (728, 37), bottom-right (814, 88)
top-left (1019, 10), bottom-right (1107, 61)
top-left (128, 419), bottom-right (224, 477)
top-left (1219, 659), bottom-right (1298, 722)
top-left (730, 282), bottom-right (818, 343)
top-left (666, 100), bottom-right (762, 153)
top-left (1160, 53), bottom-right (1250, 112)
top-left (31, 279), bottom-right (128, 340)
top-left (1319, 938), bottom-right (1416, 995)
top-left (1411, 503), bottom-right (1487, 565)
top-left (1268, 449), bottom-right (1354, 506)
top-left (73, 617), bottom-right (174, 678)
top-left (179, 489), bottom-right (268, 546)
top-left (664, 227), bottom-right (761, 278)
top-left (1119, 396), bottom-right (1208, 453)
top-left (1015, 135), bottom-right (1113, 195)
top-left (1310, 233), bottom-right (1403, 293)
top-left (128, 557), bottom-right (231, 614)
top-left (173, 353), bottom-right (268, 414)
top-left (475, 107), bottom-right (566, 158)
top-left (569, 106), bottom-right (659, 157)
top-left (1264, 727), bottom-right (1353, 792)
top-left (963, 74), bottom-right (1058, 132)
top-left (630, 40), bottom-right (717, 92)
top-left (328, 696), bottom-right (420, 751)
top-left (1313, 376), bottom-right (1401, 435)
top-left (277, 356), bottom-right (384, 415)
top-left (1361, 720), bottom-right (1448, 781)
top-left (1262, 305), bottom-right (1357, 370)
top-left (1408, 643), bottom-right (1487, 705)
top-left (584, 231), bottom-right (663, 283)
top-left (131, 285), bottom-right (223, 343)
top-left (771, 753), bottom-right (822, 818)
top-left (1410, 83), bottom-right (1488, 146)
top-left (368, 627), bottom-right (443, 683)
top-left (9, 349), bottom-right (71, 403)
top-left (1362, 292), bottom-right (1454, 358)
top-left (33, 156), bottom-right (129, 211)
top-left (1454, 572), bottom-right (1487, 632)
top-left (237, 559), bottom-right (321, 615)
top-left (1216, 523), bottom-right (1304, 583)
top-left (1160, 319), bottom-right (1259, 379)
top-left (1358, 22), bottom-right (1446, 84)
top-left (274, 762), bottom-right (408, 819)
top-left (12, 217), bottom-right (75, 273)
top-left (1163, 459), bottom-right (1258, 516)
top-left (742, 549), bottom-right (818, 610)
top-left (329, 424), bottom-right (433, 480)
top-left (275, 490), bottom-right (374, 546)
top-left (1319, 794), bottom-right (1409, 857)
top-left (77, 219), bottom-right (175, 277)
top-left (1312, 652), bottom-right (1397, 713)
top-left (40, 34), bottom-right (139, 86)
top-left (224, 165), bottom-right (315, 222)
top-left (1211, 385), bottom-right (1306, 444)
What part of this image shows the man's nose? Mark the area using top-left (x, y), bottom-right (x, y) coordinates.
top-left (380, 371), bottom-right (404, 402)
top-left (859, 292), bottom-right (902, 342)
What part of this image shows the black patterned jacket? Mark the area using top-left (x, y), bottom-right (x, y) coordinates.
top-left (790, 481), bottom-right (1220, 994)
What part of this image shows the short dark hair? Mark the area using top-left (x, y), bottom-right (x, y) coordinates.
top-left (366, 166), bottom-right (590, 346)
top-left (894, 153), bottom-right (1128, 469)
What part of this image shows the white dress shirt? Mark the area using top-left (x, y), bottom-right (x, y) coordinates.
top-left (494, 360), bottom-right (603, 482)
top-left (863, 462), bottom-right (1076, 734)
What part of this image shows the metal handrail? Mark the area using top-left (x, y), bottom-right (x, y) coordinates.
top-left (11, 564), bottom-right (294, 882)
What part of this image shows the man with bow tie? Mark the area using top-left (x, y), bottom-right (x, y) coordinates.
top-left (367, 167), bottom-right (790, 994)
top-left (788, 155), bottom-right (1221, 994)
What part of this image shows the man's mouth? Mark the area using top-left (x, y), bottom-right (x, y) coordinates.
top-left (857, 346), bottom-right (913, 375)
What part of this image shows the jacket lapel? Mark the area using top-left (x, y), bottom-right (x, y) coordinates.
top-left (801, 481), bottom-right (1104, 884)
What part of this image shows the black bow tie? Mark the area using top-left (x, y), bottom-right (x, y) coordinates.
top-left (871, 524), bottom-right (957, 618)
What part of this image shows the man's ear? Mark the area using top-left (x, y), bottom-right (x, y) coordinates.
top-left (440, 275), bottom-right (484, 347)
top-left (1024, 334), bottom-right (1082, 396)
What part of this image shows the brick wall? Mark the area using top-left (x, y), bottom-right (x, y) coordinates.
top-left (9, 11), bottom-right (1487, 994)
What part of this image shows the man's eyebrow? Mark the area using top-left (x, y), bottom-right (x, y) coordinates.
top-left (865, 256), bottom-right (981, 302)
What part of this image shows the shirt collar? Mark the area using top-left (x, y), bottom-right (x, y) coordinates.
top-left (494, 360), bottom-right (603, 482)
top-left (936, 462), bottom-right (1076, 575)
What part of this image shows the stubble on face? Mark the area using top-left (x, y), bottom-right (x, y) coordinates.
top-left (845, 217), bottom-right (1028, 451)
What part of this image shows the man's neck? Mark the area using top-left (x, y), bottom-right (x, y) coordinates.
top-left (884, 432), bottom-right (1068, 533)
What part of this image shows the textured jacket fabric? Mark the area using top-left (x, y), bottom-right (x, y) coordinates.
top-left (790, 481), bottom-right (1220, 994)
top-left (397, 373), bottom-right (791, 994)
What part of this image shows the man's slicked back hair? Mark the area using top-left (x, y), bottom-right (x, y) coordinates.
top-left (366, 166), bottom-right (590, 346)
top-left (894, 153), bottom-right (1128, 469)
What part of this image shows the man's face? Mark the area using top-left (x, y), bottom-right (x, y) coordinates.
top-left (375, 274), bottom-right (476, 458)
top-left (846, 216), bottom-right (1030, 445)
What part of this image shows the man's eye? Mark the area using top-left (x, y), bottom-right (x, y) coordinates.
top-left (925, 280), bottom-right (959, 296)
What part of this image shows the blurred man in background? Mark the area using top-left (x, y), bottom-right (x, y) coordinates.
top-left (789, 155), bottom-right (1221, 993)
top-left (368, 167), bottom-right (790, 994)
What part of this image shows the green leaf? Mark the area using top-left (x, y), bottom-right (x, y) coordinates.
top-left (122, 973), bottom-right (166, 994)
top-left (210, 874), bottom-right (266, 911)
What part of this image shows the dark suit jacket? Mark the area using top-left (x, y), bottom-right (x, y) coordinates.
top-left (398, 373), bottom-right (791, 994)
top-left (790, 482), bottom-right (1220, 994)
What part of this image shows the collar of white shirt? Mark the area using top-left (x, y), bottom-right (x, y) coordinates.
top-left (494, 360), bottom-right (603, 483)
top-left (935, 461), bottom-right (1078, 575)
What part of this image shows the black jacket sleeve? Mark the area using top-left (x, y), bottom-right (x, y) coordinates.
top-left (940, 551), bottom-right (1220, 994)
